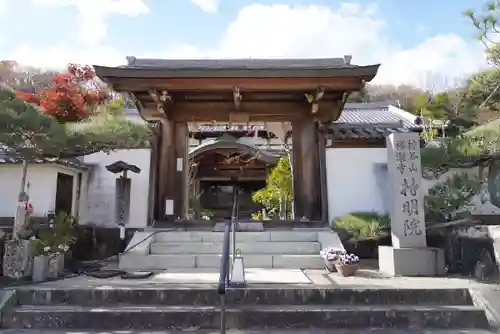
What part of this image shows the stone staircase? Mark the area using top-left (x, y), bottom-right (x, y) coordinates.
top-left (1, 287), bottom-right (492, 332)
top-left (119, 229), bottom-right (342, 270)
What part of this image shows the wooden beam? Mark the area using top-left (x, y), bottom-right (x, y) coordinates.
top-left (305, 87), bottom-right (325, 115)
top-left (112, 76), bottom-right (364, 92)
top-left (148, 89), bottom-right (173, 117)
top-left (135, 91), bottom-right (344, 102)
top-left (326, 138), bottom-right (386, 148)
top-left (315, 100), bottom-right (343, 122)
top-left (169, 101), bottom-right (310, 122)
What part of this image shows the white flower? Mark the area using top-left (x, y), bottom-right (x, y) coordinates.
top-left (43, 246), bottom-right (50, 252)
top-left (63, 245), bottom-right (69, 252)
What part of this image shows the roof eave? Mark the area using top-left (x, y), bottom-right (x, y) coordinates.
top-left (93, 64), bottom-right (380, 81)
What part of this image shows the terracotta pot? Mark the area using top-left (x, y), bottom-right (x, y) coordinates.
top-left (335, 263), bottom-right (359, 277)
top-left (345, 239), bottom-right (379, 259)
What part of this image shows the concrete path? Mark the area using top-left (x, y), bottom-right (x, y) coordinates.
top-left (14, 267), bottom-right (496, 290)
top-left (0, 329), bottom-right (497, 333)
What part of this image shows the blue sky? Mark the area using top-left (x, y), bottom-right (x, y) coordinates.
top-left (0, 0), bottom-right (491, 87)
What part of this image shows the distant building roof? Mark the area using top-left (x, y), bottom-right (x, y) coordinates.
top-left (336, 102), bottom-right (417, 128)
top-left (327, 124), bottom-right (414, 140)
top-left (329, 101), bottom-right (419, 139)
top-left (0, 146), bottom-right (88, 170)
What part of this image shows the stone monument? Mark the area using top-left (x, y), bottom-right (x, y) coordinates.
top-left (105, 161), bottom-right (141, 240)
top-left (378, 132), bottom-right (445, 276)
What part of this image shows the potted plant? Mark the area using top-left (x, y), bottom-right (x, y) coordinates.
top-left (320, 247), bottom-right (345, 272)
top-left (48, 244), bottom-right (69, 278)
top-left (334, 252), bottom-right (360, 277)
top-left (31, 236), bottom-right (52, 281)
top-left (48, 213), bottom-right (76, 276)
top-left (331, 212), bottom-right (390, 258)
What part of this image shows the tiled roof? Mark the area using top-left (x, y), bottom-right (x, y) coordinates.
top-left (0, 146), bottom-right (88, 170)
top-left (124, 57), bottom-right (351, 70)
top-left (327, 125), bottom-right (414, 140)
top-left (328, 102), bottom-right (420, 140)
top-left (336, 105), bottom-right (417, 129)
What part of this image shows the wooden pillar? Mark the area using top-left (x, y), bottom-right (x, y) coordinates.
top-left (148, 129), bottom-right (160, 223)
top-left (157, 119), bottom-right (176, 221)
top-left (317, 127), bottom-right (329, 223)
top-left (291, 119), bottom-right (321, 221)
top-left (174, 122), bottom-right (189, 219)
top-left (155, 120), bottom-right (189, 221)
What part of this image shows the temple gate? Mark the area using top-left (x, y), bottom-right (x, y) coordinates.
top-left (94, 57), bottom-right (379, 223)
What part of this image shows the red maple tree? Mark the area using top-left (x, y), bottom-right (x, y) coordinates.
top-left (16, 64), bottom-right (109, 123)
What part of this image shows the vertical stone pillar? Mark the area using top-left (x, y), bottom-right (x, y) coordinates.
top-left (291, 119), bottom-right (321, 221)
top-left (115, 177), bottom-right (131, 226)
top-left (378, 132), bottom-right (445, 276)
top-left (387, 132), bottom-right (427, 248)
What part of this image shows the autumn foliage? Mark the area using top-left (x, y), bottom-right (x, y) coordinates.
top-left (16, 64), bottom-right (109, 123)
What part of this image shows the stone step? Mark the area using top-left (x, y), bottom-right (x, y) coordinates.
top-left (4, 304), bottom-right (490, 330)
top-left (119, 254), bottom-right (324, 269)
top-left (16, 288), bottom-right (475, 307)
top-left (153, 231), bottom-right (319, 243)
top-left (150, 241), bottom-right (321, 255)
top-left (0, 330), bottom-right (496, 334)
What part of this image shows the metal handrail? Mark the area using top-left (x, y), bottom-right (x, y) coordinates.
top-left (218, 181), bottom-right (239, 334)
top-left (217, 219), bottom-right (231, 295)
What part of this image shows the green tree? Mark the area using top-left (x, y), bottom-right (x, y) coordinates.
top-left (465, 2), bottom-right (500, 46)
top-left (0, 87), bottom-right (151, 239)
top-left (252, 157), bottom-right (292, 219)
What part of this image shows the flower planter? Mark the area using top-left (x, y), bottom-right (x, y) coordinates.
top-left (32, 255), bottom-right (49, 281)
top-left (48, 254), bottom-right (64, 277)
top-left (345, 238), bottom-right (382, 259)
top-left (335, 263), bottom-right (359, 277)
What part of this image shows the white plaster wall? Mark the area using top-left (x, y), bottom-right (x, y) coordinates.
top-left (81, 149), bottom-right (151, 228)
top-left (0, 164), bottom-right (82, 218)
top-left (325, 147), bottom-right (500, 223)
top-left (325, 148), bottom-right (389, 222)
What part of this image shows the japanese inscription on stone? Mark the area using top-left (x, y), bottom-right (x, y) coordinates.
top-left (386, 133), bottom-right (427, 248)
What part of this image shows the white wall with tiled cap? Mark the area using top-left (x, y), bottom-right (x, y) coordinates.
top-left (325, 147), bottom-right (389, 221)
top-left (81, 149), bottom-right (151, 228)
top-left (0, 164), bottom-right (82, 218)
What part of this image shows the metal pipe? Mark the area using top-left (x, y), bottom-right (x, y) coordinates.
top-left (220, 294), bottom-right (226, 334)
top-left (230, 178), bottom-right (239, 275)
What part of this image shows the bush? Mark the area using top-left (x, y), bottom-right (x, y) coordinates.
top-left (332, 212), bottom-right (390, 241)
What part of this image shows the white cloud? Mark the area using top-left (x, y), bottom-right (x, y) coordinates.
top-left (190, 0), bottom-right (220, 13)
top-left (5, 44), bottom-right (125, 70)
top-left (3, 3), bottom-right (490, 89)
top-left (32, 0), bottom-right (149, 45)
top-left (159, 3), bottom-right (489, 89)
